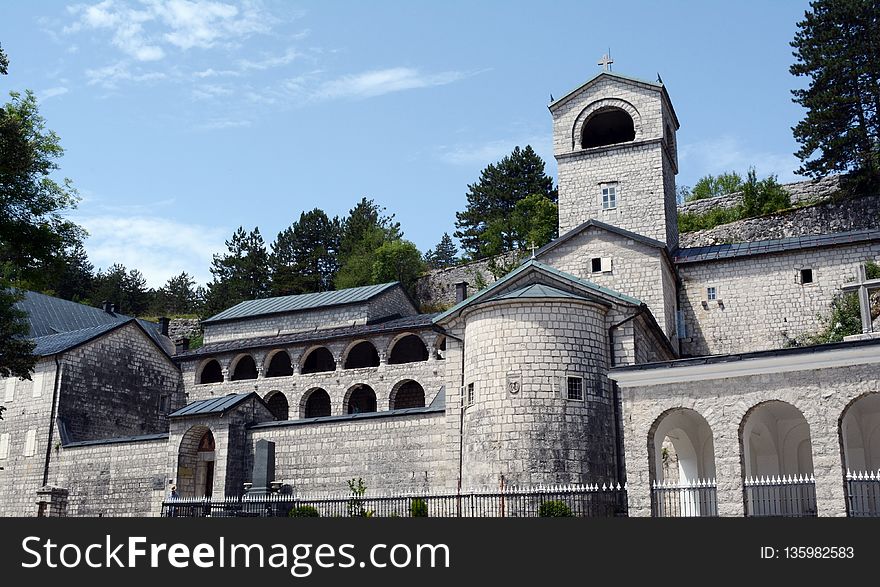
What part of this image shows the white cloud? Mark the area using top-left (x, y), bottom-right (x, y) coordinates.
top-left (237, 47), bottom-right (299, 71)
top-left (196, 118), bottom-right (252, 130)
top-left (74, 214), bottom-right (227, 287)
top-left (190, 83), bottom-right (233, 100)
top-left (40, 87), bottom-right (70, 101)
top-left (679, 135), bottom-right (802, 185)
top-left (85, 61), bottom-right (166, 88)
top-left (314, 67), bottom-right (470, 100)
top-left (438, 136), bottom-right (554, 169)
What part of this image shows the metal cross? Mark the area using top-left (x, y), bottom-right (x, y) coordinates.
top-left (530, 240), bottom-right (537, 259)
top-left (840, 264), bottom-right (880, 334)
top-left (598, 52), bottom-right (613, 72)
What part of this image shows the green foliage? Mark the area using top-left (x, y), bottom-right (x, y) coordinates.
top-left (346, 478), bottom-right (373, 517)
top-left (424, 233), bottom-right (459, 269)
top-left (470, 269), bottom-right (488, 291)
top-left (678, 169), bottom-right (790, 233)
top-left (150, 272), bottom-right (202, 316)
top-left (270, 209), bottom-right (341, 296)
top-left (454, 145), bottom-right (558, 260)
top-left (790, 0), bottom-right (880, 189)
top-left (0, 287), bottom-right (35, 379)
top-left (370, 239), bottom-right (426, 296)
top-left (187, 332), bottom-right (204, 350)
top-left (538, 500), bottom-right (573, 517)
top-left (89, 263), bottom-right (151, 316)
top-left (335, 198), bottom-right (402, 290)
top-left (0, 43), bottom-right (8, 75)
top-left (487, 251), bottom-right (527, 280)
top-left (796, 261), bottom-right (880, 345)
top-left (409, 498), bottom-right (428, 517)
top-left (685, 171), bottom-right (744, 202)
top-left (203, 227), bottom-right (270, 317)
top-left (288, 505), bottom-right (320, 518)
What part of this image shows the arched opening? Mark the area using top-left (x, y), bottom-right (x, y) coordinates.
top-left (177, 426), bottom-right (216, 498)
top-left (581, 108), bottom-right (635, 149)
top-left (198, 359), bottom-right (223, 384)
top-left (740, 401), bottom-right (816, 517)
top-left (265, 351), bottom-right (293, 377)
top-left (301, 388), bottom-right (332, 419)
top-left (388, 334), bottom-right (429, 364)
top-left (344, 341), bottom-right (380, 369)
top-left (434, 335), bottom-right (446, 360)
top-left (391, 380), bottom-right (426, 410)
top-left (345, 384), bottom-right (377, 415)
top-left (265, 391), bottom-right (289, 421)
top-left (840, 392), bottom-right (880, 517)
top-left (230, 355), bottom-right (258, 380)
top-left (301, 347), bottom-right (336, 374)
top-left (649, 408), bottom-right (717, 517)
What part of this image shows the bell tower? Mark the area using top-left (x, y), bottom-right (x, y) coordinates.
top-left (549, 71), bottom-right (680, 249)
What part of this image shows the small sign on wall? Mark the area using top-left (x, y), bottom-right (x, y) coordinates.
top-left (506, 371), bottom-right (522, 396)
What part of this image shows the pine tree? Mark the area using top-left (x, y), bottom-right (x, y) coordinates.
top-left (425, 233), bottom-right (459, 269)
top-left (790, 0), bottom-right (880, 189)
top-left (370, 240), bottom-right (426, 296)
top-left (153, 272), bottom-right (201, 316)
top-left (203, 227), bottom-right (270, 316)
top-left (454, 145), bottom-right (557, 259)
top-left (270, 209), bottom-right (340, 295)
top-left (335, 198), bottom-right (401, 290)
top-left (90, 264), bottom-right (151, 316)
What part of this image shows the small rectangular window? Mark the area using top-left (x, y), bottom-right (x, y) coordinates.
top-left (0, 433), bottom-right (9, 460)
top-left (158, 394), bottom-right (171, 415)
top-left (591, 257), bottom-right (602, 272)
top-left (467, 383), bottom-right (474, 406)
top-left (31, 371), bottom-right (43, 398)
top-left (799, 268), bottom-right (814, 284)
top-left (3, 377), bottom-right (14, 403)
top-left (706, 286), bottom-right (717, 301)
top-left (566, 376), bottom-right (584, 401)
top-left (601, 183), bottom-right (618, 210)
top-left (24, 429), bottom-right (36, 457)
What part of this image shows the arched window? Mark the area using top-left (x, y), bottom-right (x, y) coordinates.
top-left (177, 426), bottom-right (216, 498)
top-left (265, 392), bottom-right (289, 421)
top-left (434, 335), bottom-right (446, 360)
top-left (265, 351), bottom-right (293, 377)
top-left (840, 393), bottom-right (880, 517)
top-left (344, 341), bottom-right (380, 369)
top-left (301, 347), bottom-right (336, 374)
top-left (388, 334), bottom-right (429, 364)
top-left (302, 388), bottom-right (332, 419)
top-left (390, 380), bottom-right (425, 410)
top-left (230, 355), bottom-right (258, 380)
top-left (345, 384), bottom-right (377, 414)
top-left (581, 108), bottom-right (635, 149)
top-left (199, 359), bottom-right (223, 384)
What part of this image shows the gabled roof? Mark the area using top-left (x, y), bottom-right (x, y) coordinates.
top-left (32, 321), bottom-right (125, 357)
top-left (535, 218), bottom-right (668, 259)
top-left (548, 71), bottom-right (680, 129)
top-left (169, 392), bottom-right (265, 418)
top-left (673, 229), bottom-right (880, 265)
top-left (433, 259), bottom-right (642, 324)
top-left (487, 283), bottom-right (591, 302)
top-left (19, 290), bottom-right (137, 337)
top-left (203, 282), bottom-right (401, 324)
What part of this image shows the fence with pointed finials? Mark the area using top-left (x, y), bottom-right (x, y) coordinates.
top-left (846, 470), bottom-right (880, 518)
top-left (743, 474), bottom-right (817, 517)
top-left (160, 483), bottom-right (628, 518)
top-left (651, 479), bottom-right (717, 517)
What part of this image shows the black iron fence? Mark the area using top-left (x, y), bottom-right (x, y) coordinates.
top-left (651, 479), bottom-right (717, 517)
top-left (846, 471), bottom-right (880, 518)
top-left (161, 483), bottom-right (628, 518)
top-left (743, 475), bottom-right (817, 517)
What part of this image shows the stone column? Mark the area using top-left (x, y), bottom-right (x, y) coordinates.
top-left (713, 414), bottom-right (745, 517)
top-left (36, 486), bottom-right (69, 517)
top-left (808, 410), bottom-right (848, 517)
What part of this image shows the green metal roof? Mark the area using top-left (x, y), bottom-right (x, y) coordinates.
top-left (487, 283), bottom-right (591, 302)
top-left (433, 259), bottom-right (642, 324)
top-left (203, 282), bottom-right (400, 324)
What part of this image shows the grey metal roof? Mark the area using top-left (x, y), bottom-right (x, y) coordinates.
top-left (250, 386), bottom-right (446, 430)
top-left (168, 392), bottom-right (260, 418)
top-left (18, 290), bottom-right (134, 337)
top-left (203, 282), bottom-right (400, 324)
top-left (62, 432), bottom-right (169, 449)
top-left (31, 321), bottom-right (125, 357)
top-left (673, 229), bottom-right (880, 265)
top-left (176, 312), bottom-right (439, 361)
top-left (487, 283), bottom-right (591, 302)
top-left (609, 336), bottom-right (880, 373)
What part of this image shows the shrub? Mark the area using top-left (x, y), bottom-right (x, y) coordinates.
top-left (410, 498), bottom-right (428, 517)
top-left (538, 500), bottom-right (572, 517)
top-left (289, 505), bottom-right (320, 518)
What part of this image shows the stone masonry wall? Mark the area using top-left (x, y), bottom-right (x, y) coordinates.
top-left (618, 361), bottom-right (880, 517)
top-left (459, 300), bottom-right (617, 488)
top-left (58, 323), bottom-right (184, 442)
top-left (168, 318), bottom-right (201, 343)
top-left (203, 287), bottom-right (417, 344)
top-left (415, 250), bottom-right (523, 311)
top-left (249, 411), bottom-right (449, 494)
top-left (680, 193), bottom-right (880, 248)
top-left (678, 242), bottom-right (880, 356)
top-left (50, 436), bottom-right (169, 517)
top-left (0, 360), bottom-right (60, 516)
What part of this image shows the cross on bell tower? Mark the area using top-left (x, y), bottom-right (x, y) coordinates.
top-left (598, 51), bottom-right (613, 72)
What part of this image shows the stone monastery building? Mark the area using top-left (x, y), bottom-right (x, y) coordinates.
top-left (2, 71), bottom-right (879, 518)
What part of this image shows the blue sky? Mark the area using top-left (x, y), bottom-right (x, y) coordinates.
top-left (2, 0), bottom-right (812, 288)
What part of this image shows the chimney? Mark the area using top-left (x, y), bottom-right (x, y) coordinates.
top-left (158, 317), bottom-right (170, 337)
top-left (110, 303), bottom-right (117, 314)
top-left (102, 300), bottom-right (113, 314)
top-left (454, 281), bottom-right (468, 303)
top-left (174, 338), bottom-right (190, 355)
